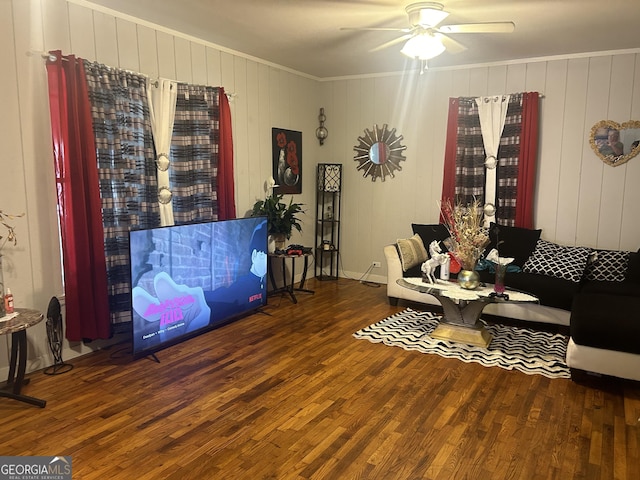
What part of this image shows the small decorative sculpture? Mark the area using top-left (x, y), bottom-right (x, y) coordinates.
top-left (485, 248), bottom-right (514, 266)
top-left (421, 241), bottom-right (449, 284)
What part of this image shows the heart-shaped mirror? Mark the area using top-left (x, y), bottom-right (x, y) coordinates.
top-left (589, 120), bottom-right (640, 167)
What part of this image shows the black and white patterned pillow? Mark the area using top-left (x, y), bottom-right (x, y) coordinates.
top-left (522, 239), bottom-right (590, 283)
top-left (583, 250), bottom-right (630, 282)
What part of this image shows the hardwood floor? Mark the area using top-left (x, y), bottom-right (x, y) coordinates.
top-left (2, 278), bottom-right (639, 479)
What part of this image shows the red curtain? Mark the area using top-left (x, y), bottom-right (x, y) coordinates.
top-left (515, 92), bottom-right (539, 228)
top-left (440, 97), bottom-right (459, 222)
top-left (46, 51), bottom-right (111, 341)
top-left (218, 88), bottom-right (236, 220)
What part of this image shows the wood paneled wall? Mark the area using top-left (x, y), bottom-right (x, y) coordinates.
top-left (0, 0), bottom-right (320, 377)
top-left (322, 55), bottom-right (640, 282)
top-left (1, 0), bottom-right (639, 377)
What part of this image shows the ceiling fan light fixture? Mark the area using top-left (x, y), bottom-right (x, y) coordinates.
top-left (415, 7), bottom-right (449, 28)
top-left (406, 3), bottom-right (449, 28)
top-left (400, 33), bottom-right (446, 60)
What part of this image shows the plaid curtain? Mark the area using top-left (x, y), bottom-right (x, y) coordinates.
top-left (170, 83), bottom-right (220, 224)
top-left (445, 93), bottom-right (535, 226)
top-left (495, 93), bottom-right (526, 225)
top-left (50, 55), bottom-right (232, 333)
top-left (454, 98), bottom-right (486, 204)
top-left (84, 60), bottom-right (160, 326)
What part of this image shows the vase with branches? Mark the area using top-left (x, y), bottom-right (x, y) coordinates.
top-left (440, 198), bottom-right (490, 270)
top-left (440, 198), bottom-right (490, 289)
top-left (0, 210), bottom-right (24, 316)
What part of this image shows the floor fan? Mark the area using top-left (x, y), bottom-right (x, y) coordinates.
top-left (44, 296), bottom-right (73, 375)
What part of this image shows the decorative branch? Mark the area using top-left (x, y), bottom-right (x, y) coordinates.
top-left (0, 210), bottom-right (24, 250)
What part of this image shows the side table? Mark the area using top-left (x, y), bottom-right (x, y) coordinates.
top-left (268, 253), bottom-right (315, 304)
top-left (0, 308), bottom-right (47, 407)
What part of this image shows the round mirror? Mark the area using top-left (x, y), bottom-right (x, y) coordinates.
top-left (590, 120), bottom-right (640, 167)
top-left (369, 142), bottom-right (390, 165)
top-left (353, 124), bottom-right (407, 182)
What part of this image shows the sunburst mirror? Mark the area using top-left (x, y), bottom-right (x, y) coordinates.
top-left (353, 124), bottom-right (407, 181)
top-left (589, 120), bottom-right (640, 167)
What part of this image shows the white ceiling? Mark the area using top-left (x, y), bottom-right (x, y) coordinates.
top-left (86, 0), bottom-right (640, 78)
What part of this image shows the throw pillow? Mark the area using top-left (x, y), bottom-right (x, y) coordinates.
top-left (625, 251), bottom-right (640, 284)
top-left (411, 223), bottom-right (450, 252)
top-left (522, 239), bottom-right (590, 283)
top-left (487, 223), bottom-right (542, 268)
top-left (583, 249), bottom-right (631, 282)
top-left (397, 234), bottom-right (428, 272)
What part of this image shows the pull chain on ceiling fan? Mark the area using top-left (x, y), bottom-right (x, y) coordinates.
top-left (341, 2), bottom-right (515, 68)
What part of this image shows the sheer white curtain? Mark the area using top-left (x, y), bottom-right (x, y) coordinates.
top-left (147, 79), bottom-right (178, 226)
top-left (476, 95), bottom-right (510, 226)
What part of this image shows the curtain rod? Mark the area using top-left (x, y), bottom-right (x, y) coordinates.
top-left (32, 50), bottom-right (236, 101)
top-left (29, 51), bottom-right (62, 62)
top-left (32, 51), bottom-right (540, 101)
top-left (149, 79), bottom-right (237, 101)
top-left (479, 92), bottom-right (545, 99)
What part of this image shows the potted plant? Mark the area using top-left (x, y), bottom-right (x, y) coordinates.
top-left (251, 194), bottom-right (304, 251)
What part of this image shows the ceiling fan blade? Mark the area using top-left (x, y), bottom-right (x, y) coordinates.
top-left (437, 22), bottom-right (515, 34)
top-left (434, 33), bottom-right (467, 54)
top-left (340, 27), bottom-right (411, 33)
top-left (369, 34), bottom-right (413, 53)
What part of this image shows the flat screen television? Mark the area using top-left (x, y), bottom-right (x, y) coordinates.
top-left (129, 216), bottom-right (268, 359)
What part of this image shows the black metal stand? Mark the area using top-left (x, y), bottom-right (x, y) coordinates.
top-left (488, 292), bottom-right (510, 300)
top-left (315, 164), bottom-right (342, 280)
top-left (268, 253), bottom-right (315, 304)
top-left (44, 297), bottom-right (73, 376)
top-left (2, 329), bottom-right (46, 408)
top-left (43, 323), bottom-right (74, 375)
top-left (43, 362), bottom-right (73, 375)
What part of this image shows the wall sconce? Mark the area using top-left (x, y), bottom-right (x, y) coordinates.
top-left (316, 107), bottom-right (328, 145)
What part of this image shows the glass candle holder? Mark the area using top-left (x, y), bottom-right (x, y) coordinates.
top-left (494, 263), bottom-right (507, 294)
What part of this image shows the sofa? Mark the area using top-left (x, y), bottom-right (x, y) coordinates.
top-left (384, 222), bottom-right (640, 381)
top-left (566, 257), bottom-right (640, 381)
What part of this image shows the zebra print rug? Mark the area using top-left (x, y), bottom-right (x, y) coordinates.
top-left (354, 308), bottom-right (570, 379)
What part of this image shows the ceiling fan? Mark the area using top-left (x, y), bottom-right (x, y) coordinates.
top-left (342, 2), bottom-right (515, 65)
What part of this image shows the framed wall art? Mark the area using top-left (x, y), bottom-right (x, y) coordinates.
top-left (589, 120), bottom-right (640, 167)
top-left (272, 128), bottom-right (302, 194)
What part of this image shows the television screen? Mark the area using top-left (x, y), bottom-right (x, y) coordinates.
top-left (129, 216), bottom-right (268, 358)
